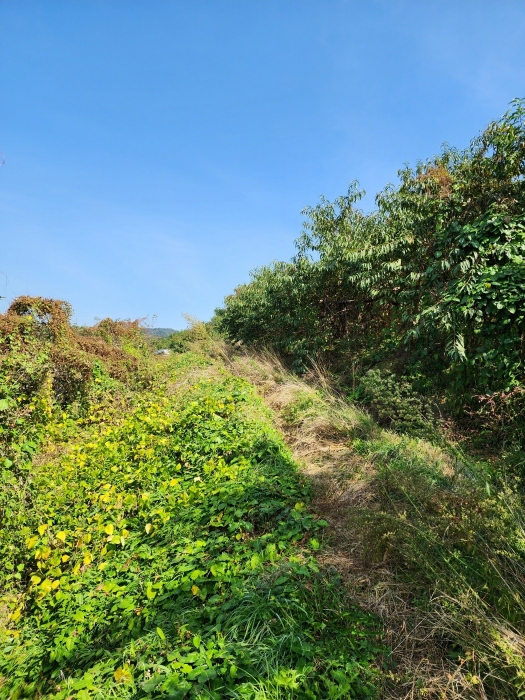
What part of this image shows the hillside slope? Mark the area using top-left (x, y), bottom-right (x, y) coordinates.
top-left (0, 304), bottom-right (381, 699)
top-left (222, 348), bottom-right (525, 699)
top-left (2, 299), bottom-right (525, 699)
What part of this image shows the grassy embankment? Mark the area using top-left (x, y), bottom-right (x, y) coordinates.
top-left (2, 297), bottom-right (525, 700)
top-left (223, 349), bottom-right (525, 700)
top-left (0, 298), bottom-right (381, 699)
top-left (209, 99), bottom-right (525, 699)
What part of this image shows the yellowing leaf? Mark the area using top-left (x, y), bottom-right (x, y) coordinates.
top-left (191, 585), bottom-right (200, 595)
top-left (10, 608), bottom-right (22, 622)
top-left (145, 523), bottom-right (152, 534)
top-left (38, 524), bottom-right (48, 536)
top-left (114, 665), bottom-right (132, 683)
top-left (104, 523), bottom-right (114, 535)
top-left (51, 579), bottom-right (60, 589)
top-left (26, 536), bottom-right (38, 549)
top-left (31, 574), bottom-right (42, 585)
top-left (56, 531), bottom-right (67, 543)
top-left (61, 555), bottom-right (70, 563)
top-left (40, 579), bottom-right (52, 594)
top-left (83, 552), bottom-right (93, 565)
top-left (39, 546), bottom-right (51, 560)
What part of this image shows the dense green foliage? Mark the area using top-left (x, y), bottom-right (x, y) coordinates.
top-left (217, 100), bottom-right (525, 440)
top-left (0, 303), bottom-right (381, 699)
top-left (3, 99), bottom-right (525, 699)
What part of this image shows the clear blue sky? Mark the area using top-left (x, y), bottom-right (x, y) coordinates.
top-left (2, 1), bottom-right (524, 328)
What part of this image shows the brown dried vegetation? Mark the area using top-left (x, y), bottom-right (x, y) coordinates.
top-left (0, 296), bottom-right (152, 408)
top-left (416, 164), bottom-right (454, 199)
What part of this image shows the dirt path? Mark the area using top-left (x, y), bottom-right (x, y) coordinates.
top-left (223, 350), bottom-right (475, 700)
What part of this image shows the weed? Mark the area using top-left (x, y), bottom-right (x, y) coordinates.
top-left (0, 334), bottom-right (382, 698)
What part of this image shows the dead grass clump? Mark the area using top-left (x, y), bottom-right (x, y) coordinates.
top-left (349, 438), bottom-right (525, 699)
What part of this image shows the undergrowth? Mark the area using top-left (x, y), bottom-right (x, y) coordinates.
top-left (353, 435), bottom-right (525, 698)
top-left (0, 302), bottom-right (382, 699)
top-left (221, 345), bottom-right (525, 699)
top-left (4, 299), bottom-right (525, 699)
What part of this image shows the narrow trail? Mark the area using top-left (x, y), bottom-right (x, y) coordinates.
top-left (223, 349), bottom-right (475, 700)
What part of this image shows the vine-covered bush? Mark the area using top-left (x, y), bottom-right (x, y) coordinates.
top-left (0, 296), bottom-right (152, 473)
top-left (352, 370), bottom-right (439, 439)
top-left (0, 352), bottom-right (381, 698)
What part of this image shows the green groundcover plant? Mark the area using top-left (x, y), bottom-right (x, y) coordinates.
top-left (0, 351), bottom-right (382, 699)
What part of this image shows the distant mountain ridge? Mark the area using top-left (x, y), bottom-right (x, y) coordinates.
top-left (143, 327), bottom-right (176, 338)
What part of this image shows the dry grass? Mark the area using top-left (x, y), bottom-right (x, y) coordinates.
top-left (173, 324), bottom-right (525, 699)
top-left (216, 350), bottom-right (501, 699)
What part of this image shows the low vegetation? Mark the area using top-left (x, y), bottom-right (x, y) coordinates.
top-left (219, 348), bottom-right (525, 699)
top-left (0, 300), bottom-right (381, 699)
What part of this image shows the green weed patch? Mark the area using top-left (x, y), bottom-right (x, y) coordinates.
top-left (0, 355), bottom-right (381, 699)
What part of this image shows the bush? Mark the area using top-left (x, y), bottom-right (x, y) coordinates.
top-left (0, 296), bottom-right (153, 473)
top-left (0, 351), bottom-right (382, 698)
top-left (352, 369), bottom-right (440, 439)
top-left (217, 100), bottom-right (525, 443)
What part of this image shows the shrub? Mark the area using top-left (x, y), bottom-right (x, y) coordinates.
top-left (352, 369), bottom-right (439, 439)
top-left (217, 100), bottom-right (525, 442)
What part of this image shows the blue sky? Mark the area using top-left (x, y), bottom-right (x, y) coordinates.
top-left (1, 1), bottom-right (525, 328)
